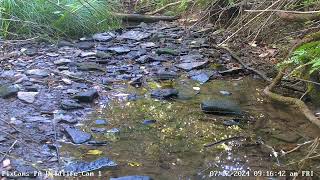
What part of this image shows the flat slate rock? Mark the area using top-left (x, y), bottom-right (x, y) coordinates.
top-left (17, 92), bottom-right (38, 103)
top-left (61, 100), bottom-right (83, 110)
top-left (191, 72), bottom-right (212, 84)
top-left (151, 89), bottom-right (178, 99)
top-left (76, 62), bottom-right (105, 71)
top-left (73, 89), bottom-right (99, 103)
top-left (0, 85), bottom-right (19, 98)
top-left (106, 46), bottom-right (131, 54)
top-left (76, 41), bottom-right (95, 50)
top-left (65, 157), bottom-right (117, 173)
top-left (54, 58), bottom-right (72, 65)
top-left (119, 30), bottom-right (151, 41)
top-left (176, 61), bottom-right (208, 71)
top-left (154, 71), bottom-right (178, 80)
top-left (110, 176), bottom-right (152, 180)
top-left (272, 132), bottom-right (301, 143)
top-left (63, 125), bottom-right (92, 144)
top-left (201, 100), bottom-right (242, 115)
top-left (26, 69), bottom-right (50, 78)
top-left (92, 32), bottom-right (114, 42)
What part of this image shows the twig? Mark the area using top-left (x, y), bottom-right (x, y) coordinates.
top-left (281, 140), bottom-right (314, 156)
top-left (213, 45), bottom-right (271, 82)
top-left (244, 9), bottom-right (320, 14)
top-left (204, 136), bottom-right (246, 148)
top-left (0, 140), bottom-right (17, 162)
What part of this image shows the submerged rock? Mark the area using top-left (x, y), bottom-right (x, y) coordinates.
top-left (119, 30), bottom-right (151, 41)
top-left (65, 157), bottom-right (117, 173)
top-left (220, 90), bottom-right (232, 96)
top-left (73, 89), bottom-right (99, 103)
top-left (63, 125), bottom-right (92, 144)
top-left (61, 100), bottom-right (83, 110)
top-left (151, 89), bottom-right (178, 99)
top-left (110, 176), bottom-right (152, 180)
top-left (95, 119), bottom-right (108, 125)
top-left (223, 119), bottom-right (241, 126)
top-left (201, 100), bottom-right (242, 115)
top-left (0, 85), bottom-right (19, 98)
top-left (143, 119), bottom-right (157, 125)
top-left (272, 132), bottom-right (301, 143)
top-left (17, 92), bottom-right (38, 103)
top-left (176, 61), bottom-right (208, 71)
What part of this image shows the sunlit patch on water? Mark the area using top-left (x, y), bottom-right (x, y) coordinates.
top-left (60, 77), bottom-right (320, 179)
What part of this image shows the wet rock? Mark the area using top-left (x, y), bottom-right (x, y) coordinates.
top-left (272, 132), bottom-right (301, 143)
top-left (180, 54), bottom-right (203, 62)
top-left (106, 46), bottom-right (131, 54)
top-left (143, 119), bottom-right (156, 125)
top-left (55, 114), bottom-right (77, 124)
top-left (201, 100), bottom-right (242, 115)
top-left (141, 42), bottom-right (156, 48)
top-left (129, 76), bottom-right (143, 87)
top-left (25, 116), bottom-right (51, 123)
top-left (0, 85), bottom-right (19, 98)
top-left (63, 125), bottom-right (91, 144)
top-left (76, 41), bottom-right (95, 50)
top-left (92, 32), bottom-right (114, 41)
top-left (110, 176), bottom-right (152, 180)
top-left (176, 61), bottom-right (208, 71)
top-left (80, 52), bottom-right (96, 58)
top-left (26, 69), bottom-right (50, 78)
top-left (191, 72), bottom-right (213, 84)
top-left (57, 40), bottom-right (74, 47)
top-left (24, 85), bottom-right (38, 92)
top-left (77, 62), bottom-right (105, 71)
top-left (24, 48), bottom-right (37, 56)
top-left (96, 51), bottom-right (111, 59)
top-left (219, 68), bottom-right (244, 75)
top-left (106, 128), bottom-right (120, 135)
top-left (0, 135), bottom-right (7, 142)
top-left (65, 157), bottom-right (117, 173)
top-left (17, 92), bottom-right (38, 103)
top-left (151, 89), bottom-right (178, 99)
top-left (73, 89), bottom-right (99, 103)
top-left (156, 48), bottom-right (178, 56)
top-left (223, 119), bottom-right (241, 126)
top-left (87, 140), bottom-right (108, 146)
top-left (61, 100), bottom-right (83, 110)
top-left (91, 127), bottom-right (106, 133)
top-left (220, 90), bottom-right (232, 96)
top-left (125, 50), bottom-right (147, 59)
top-left (95, 119), bottom-right (108, 125)
top-left (119, 30), bottom-right (151, 41)
top-left (154, 71), bottom-right (178, 80)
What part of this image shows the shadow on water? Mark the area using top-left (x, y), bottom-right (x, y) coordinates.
top-left (60, 77), bottom-right (320, 179)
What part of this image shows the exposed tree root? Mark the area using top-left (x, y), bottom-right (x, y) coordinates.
top-left (114, 13), bottom-right (179, 22)
top-left (263, 33), bottom-right (320, 129)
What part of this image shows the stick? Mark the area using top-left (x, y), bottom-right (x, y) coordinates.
top-left (0, 140), bottom-right (17, 162)
top-left (114, 13), bottom-right (179, 22)
top-left (244, 9), bottom-right (320, 14)
top-left (204, 136), bottom-right (246, 148)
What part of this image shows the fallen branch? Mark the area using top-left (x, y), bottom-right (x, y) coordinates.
top-left (114, 13), bottom-right (179, 22)
top-left (204, 136), bottom-right (246, 148)
top-left (263, 33), bottom-right (320, 129)
top-left (244, 9), bottom-right (320, 14)
top-left (214, 45), bottom-right (271, 82)
top-left (0, 140), bottom-right (17, 163)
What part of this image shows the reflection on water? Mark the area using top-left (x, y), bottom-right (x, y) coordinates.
top-left (60, 77), bottom-right (320, 179)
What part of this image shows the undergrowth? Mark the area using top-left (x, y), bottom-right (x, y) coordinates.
top-left (0, 0), bottom-right (121, 39)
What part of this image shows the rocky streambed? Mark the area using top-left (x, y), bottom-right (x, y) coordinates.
top-left (0, 22), bottom-right (319, 179)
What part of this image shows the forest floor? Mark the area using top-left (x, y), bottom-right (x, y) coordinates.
top-left (0, 21), bottom-right (319, 179)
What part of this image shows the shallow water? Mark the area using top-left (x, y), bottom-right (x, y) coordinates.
top-left (60, 77), bottom-right (320, 179)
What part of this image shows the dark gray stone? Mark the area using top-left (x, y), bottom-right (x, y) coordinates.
top-left (143, 119), bottom-right (156, 125)
top-left (73, 89), bottom-right (98, 103)
top-left (272, 132), bottom-right (301, 143)
top-left (61, 100), bottom-right (83, 110)
top-left (65, 157), bottom-right (117, 173)
top-left (201, 100), bottom-right (242, 115)
top-left (91, 127), bottom-right (107, 133)
top-left (119, 30), bottom-right (151, 41)
top-left (76, 41), bottom-right (95, 50)
top-left (151, 89), bottom-right (178, 99)
top-left (154, 71), bottom-right (178, 80)
top-left (176, 61), bottom-right (208, 71)
top-left (26, 69), bottom-right (50, 78)
top-left (223, 119), bottom-right (241, 126)
top-left (57, 40), bottom-right (74, 47)
top-left (106, 46), bottom-right (131, 54)
top-left (54, 58), bottom-right (72, 65)
top-left (156, 48), bottom-right (178, 56)
top-left (76, 62), bottom-right (105, 71)
top-left (63, 125), bottom-right (92, 144)
top-left (92, 32), bottom-right (114, 41)
top-left (0, 85), bottom-right (19, 98)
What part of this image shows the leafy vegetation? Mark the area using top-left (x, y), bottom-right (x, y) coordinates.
top-left (279, 41), bottom-right (320, 75)
top-left (0, 0), bottom-right (121, 39)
